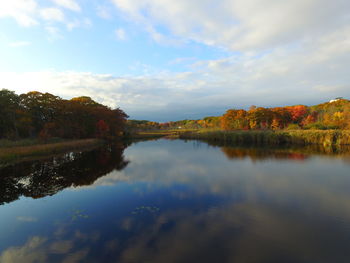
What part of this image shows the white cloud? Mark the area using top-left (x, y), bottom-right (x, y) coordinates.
top-left (40, 8), bottom-right (65, 22)
top-left (115, 28), bottom-right (126, 40)
top-left (0, 0), bottom-right (38, 27)
top-left (168, 57), bottom-right (196, 65)
top-left (0, 0), bottom-right (87, 35)
top-left (50, 0), bottom-right (81, 12)
top-left (1, 24), bottom-right (349, 121)
top-left (0, 1), bottom-right (349, 121)
top-left (97, 5), bottom-right (112, 19)
top-left (66, 18), bottom-right (91, 31)
top-left (111, 0), bottom-right (350, 51)
top-left (45, 26), bottom-right (62, 40)
top-left (8, 41), bottom-right (31, 47)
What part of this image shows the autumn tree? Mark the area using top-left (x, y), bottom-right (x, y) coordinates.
top-left (202, 116), bottom-right (221, 128)
top-left (271, 107), bottom-right (292, 129)
top-left (301, 112), bottom-right (318, 127)
top-left (221, 109), bottom-right (248, 130)
top-left (0, 90), bottom-right (128, 140)
top-left (247, 107), bottom-right (273, 129)
top-left (286, 105), bottom-right (308, 124)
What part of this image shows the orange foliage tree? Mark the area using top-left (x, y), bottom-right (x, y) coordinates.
top-left (221, 109), bottom-right (248, 130)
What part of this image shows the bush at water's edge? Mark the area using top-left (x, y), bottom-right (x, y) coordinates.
top-left (179, 130), bottom-right (350, 146)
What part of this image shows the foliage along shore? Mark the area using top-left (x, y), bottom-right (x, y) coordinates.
top-left (124, 129), bottom-right (187, 140)
top-left (0, 138), bottom-right (103, 167)
top-left (0, 89), bottom-right (128, 166)
top-left (128, 98), bottom-right (350, 132)
top-left (127, 97), bottom-right (350, 147)
top-left (179, 130), bottom-right (350, 147)
top-left (0, 89), bottom-right (127, 140)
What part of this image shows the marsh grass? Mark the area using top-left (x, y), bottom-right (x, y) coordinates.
top-left (283, 130), bottom-right (350, 146)
top-left (127, 131), bottom-right (173, 140)
top-left (0, 138), bottom-right (65, 148)
top-left (127, 129), bottom-right (203, 140)
top-left (0, 139), bottom-right (103, 165)
top-left (179, 130), bottom-right (350, 146)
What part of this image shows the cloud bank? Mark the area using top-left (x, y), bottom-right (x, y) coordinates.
top-left (1, 26), bottom-right (349, 121)
top-left (111, 0), bottom-right (350, 51)
top-left (0, 0), bottom-right (349, 121)
top-left (0, 0), bottom-right (87, 34)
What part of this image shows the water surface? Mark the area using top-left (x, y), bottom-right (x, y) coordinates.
top-left (1, 139), bottom-right (350, 263)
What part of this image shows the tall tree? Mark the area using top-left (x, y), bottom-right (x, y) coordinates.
top-left (0, 89), bottom-right (20, 138)
top-left (221, 109), bottom-right (248, 130)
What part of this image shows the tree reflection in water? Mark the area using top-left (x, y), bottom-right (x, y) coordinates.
top-left (0, 142), bottom-right (129, 205)
top-left (1, 139), bottom-right (350, 262)
top-left (205, 141), bottom-right (350, 162)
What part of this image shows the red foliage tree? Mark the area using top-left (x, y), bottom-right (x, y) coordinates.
top-left (286, 105), bottom-right (308, 123)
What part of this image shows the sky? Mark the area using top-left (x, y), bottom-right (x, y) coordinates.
top-left (0, 0), bottom-right (349, 121)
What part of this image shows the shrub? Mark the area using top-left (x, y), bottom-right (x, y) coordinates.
top-left (285, 124), bottom-right (301, 130)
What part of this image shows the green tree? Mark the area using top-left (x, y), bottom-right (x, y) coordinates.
top-left (0, 89), bottom-right (20, 138)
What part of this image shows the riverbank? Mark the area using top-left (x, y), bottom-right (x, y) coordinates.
top-left (125, 129), bottom-right (191, 140)
top-left (179, 130), bottom-right (350, 146)
top-left (0, 138), bottom-right (103, 166)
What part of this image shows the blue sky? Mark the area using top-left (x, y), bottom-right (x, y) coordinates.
top-left (0, 0), bottom-right (350, 121)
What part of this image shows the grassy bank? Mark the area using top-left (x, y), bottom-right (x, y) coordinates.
top-left (0, 138), bottom-right (103, 165)
top-left (126, 129), bottom-right (197, 140)
top-left (0, 138), bottom-right (67, 148)
top-left (126, 131), bottom-right (172, 140)
top-left (179, 130), bottom-right (350, 146)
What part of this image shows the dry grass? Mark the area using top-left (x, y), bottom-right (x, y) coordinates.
top-left (283, 130), bottom-right (350, 146)
top-left (127, 129), bottom-right (198, 140)
top-left (0, 138), bottom-right (65, 148)
top-left (179, 130), bottom-right (350, 146)
top-left (0, 139), bottom-right (103, 165)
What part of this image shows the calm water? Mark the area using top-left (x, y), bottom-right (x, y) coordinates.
top-left (1, 139), bottom-right (350, 263)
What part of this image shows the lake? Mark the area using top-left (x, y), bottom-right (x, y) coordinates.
top-left (1, 139), bottom-right (350, 263)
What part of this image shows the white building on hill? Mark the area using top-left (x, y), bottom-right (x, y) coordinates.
top-left (329, 97), bottom-right (343, 103)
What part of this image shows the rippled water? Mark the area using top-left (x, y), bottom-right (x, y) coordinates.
top-left (1, 139), bottom-right (350, 263)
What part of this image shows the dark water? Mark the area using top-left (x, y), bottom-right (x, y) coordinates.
top-left (1, 139), bottom-right (350, 263)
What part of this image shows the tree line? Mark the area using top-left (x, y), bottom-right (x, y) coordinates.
top-left (127, 98), bottom-right (350, 131)
top-left (220, 99), bottom-right (350, 130)
top-left (0, 89), bottom-right (128, 140)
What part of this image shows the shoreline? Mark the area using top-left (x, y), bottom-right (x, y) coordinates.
top-left (178, 130), bottom-right (350, 146)
top-left (2, 129), bottom-right (350, 167)
top-left (0, 139), bottom-right (103, 167)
